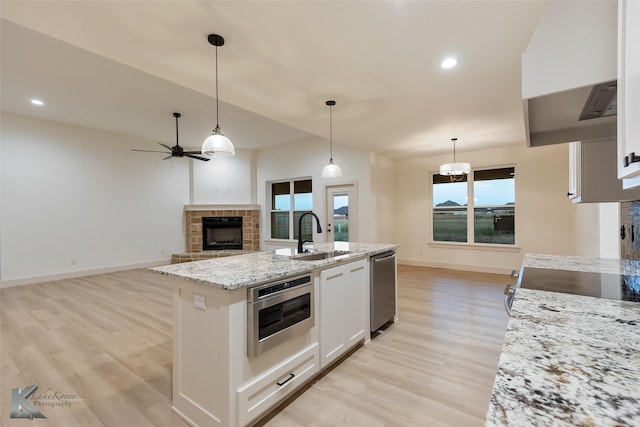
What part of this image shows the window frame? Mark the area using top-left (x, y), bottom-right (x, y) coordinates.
top-left (430, 165), bottom-right (516, 247)
top-left (267, 177), bottom-right (313, 242)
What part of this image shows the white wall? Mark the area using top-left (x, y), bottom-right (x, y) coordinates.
top-left (191, 149), bottom-right (256, 204)
top-left (369, 152), bottom-right (395, 244)
top-left (256, 137), bottom-right (373, 250)
top-left (394, 143), bottom-right (601, 274)
top-left (1, 113), bottom-right (190, 286)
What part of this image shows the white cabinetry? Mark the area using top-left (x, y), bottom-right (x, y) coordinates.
top-left (171, 276), bottom-right (320, 427)
top-left (617, 0), bottom-right (640, 187)
top-left (319, 259), bottom-right (369, 369)
top-left (568, 138), bottom-right (640, 203)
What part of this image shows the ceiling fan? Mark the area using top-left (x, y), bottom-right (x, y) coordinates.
top-left (132, 112), bottom-right (210, 162)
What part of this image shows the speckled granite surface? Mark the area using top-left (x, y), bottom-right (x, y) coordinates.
top-left (151, 242), bottom-right (397, 290)
top-left (486, 255), bottom-right (640, 427)
top-left (522, 253), bottom-right (640, 276)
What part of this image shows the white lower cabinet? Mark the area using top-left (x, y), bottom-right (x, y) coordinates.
top-left (170, 257), bottom-right (372, 427)
top-left (319, 259), bottom-right (368, 369)
top-left (236, 344), bottom-right (319, 427)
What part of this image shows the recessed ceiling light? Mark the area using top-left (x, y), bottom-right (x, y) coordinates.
top-left (441, 57), bottom-right (458, 69)
top-left (31, 99), bottom-right (44, 106)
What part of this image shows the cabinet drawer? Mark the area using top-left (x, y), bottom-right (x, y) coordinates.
top-left (237, 343), bottom-right (319, 426)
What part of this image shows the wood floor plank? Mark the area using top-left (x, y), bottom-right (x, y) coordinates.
top-left (1, 264), bottom-right (510, 426)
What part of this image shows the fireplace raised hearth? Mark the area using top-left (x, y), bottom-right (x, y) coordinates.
top-left (202, 217), bottom-right (243, 250)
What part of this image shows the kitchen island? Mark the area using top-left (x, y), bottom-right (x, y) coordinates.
top-left (486, 254), bottom-right (640, 426)
top-left (152, 242), bottom-right (397, 427)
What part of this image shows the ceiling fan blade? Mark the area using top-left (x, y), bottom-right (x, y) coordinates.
top-left (132, 149), bottom-right (171, 154)
top-left (158, 143), bottom-right (173, 151)
top-left (183, 150), bottom-right (206, 154)
top-left (162, 154), bottom-right (173, 160)
top-left (184, 153), bottom-right (211, 162)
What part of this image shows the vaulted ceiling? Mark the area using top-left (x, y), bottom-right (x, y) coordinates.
top-left (1, 1), bottom-right (549, 160)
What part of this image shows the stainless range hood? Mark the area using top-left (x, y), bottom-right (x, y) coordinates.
top-left (524, 80), bottom-right (617, 147)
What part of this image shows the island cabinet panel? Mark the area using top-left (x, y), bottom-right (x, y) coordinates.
top-left (172, 282), bottom-right (242, 427)
top-left (319, 259), bottom-right (369, 369)
top-left (170, 277), bottom-right (320, 427)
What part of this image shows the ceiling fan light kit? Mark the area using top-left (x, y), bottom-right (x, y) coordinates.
top-left (202, 33), bottom-right (235, 158)
top-left (321, 100), bottom-right (342, 178)
top-left (439, 137), bottom-right (470, 181)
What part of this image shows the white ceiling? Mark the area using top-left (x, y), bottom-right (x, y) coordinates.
top-left (0, 0), bottom-right (549, 160)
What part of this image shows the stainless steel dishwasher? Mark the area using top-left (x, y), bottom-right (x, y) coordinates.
top-left (370, 250), bottom-right (397, 331)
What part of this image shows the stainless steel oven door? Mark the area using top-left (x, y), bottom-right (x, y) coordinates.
top-left (247, 275), bottom-right (314, 357)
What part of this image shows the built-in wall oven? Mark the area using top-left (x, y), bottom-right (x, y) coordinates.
top-left (247, 273), bottom-right (314, 357)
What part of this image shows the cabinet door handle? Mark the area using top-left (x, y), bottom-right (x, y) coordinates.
top-left (503, 285), bottom-right (515, 317)
top-left (277, 373), bottom-right (295, 386)
top-left (624, 152), bottom-right (640, 167)
top-left (567, 192), bottom-right (575, 197)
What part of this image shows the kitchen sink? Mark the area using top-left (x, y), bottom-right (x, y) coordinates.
top-left (294, 250), bottom-right (350, 261)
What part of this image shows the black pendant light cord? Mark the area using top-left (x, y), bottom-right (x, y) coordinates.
top-left (329, 105), bottom-right (333, 161)
top-left (175, 113), bottom-right (180, 146)
top-left (326, 100), bottom-right (336, 161)
top-left (452, 137), bottom-right (457, 163)
top-left (215, 44), bottom-right (220, 128)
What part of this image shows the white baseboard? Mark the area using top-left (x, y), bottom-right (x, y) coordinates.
top-left (0, 259), bottom-right (171, 288)
top-left (397, 257), bottom-right (513, 275)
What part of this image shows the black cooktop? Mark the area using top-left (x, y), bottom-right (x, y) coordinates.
top-left (518, 267), bottom-right (640, 302)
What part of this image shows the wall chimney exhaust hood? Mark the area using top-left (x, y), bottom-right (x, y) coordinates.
top-left (522, 1), bottom-right (618, 148)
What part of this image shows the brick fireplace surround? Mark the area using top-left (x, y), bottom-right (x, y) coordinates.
top-left (171, 205), bottom-right (261, 263)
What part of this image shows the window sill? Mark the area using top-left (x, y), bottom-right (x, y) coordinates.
top-left (428, 242), bottom-right (521, 252)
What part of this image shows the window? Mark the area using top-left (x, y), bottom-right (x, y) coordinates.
top-left (269, 178), bottom-right (313, 241)
top-left (432, 167), bottom-right (515, 245)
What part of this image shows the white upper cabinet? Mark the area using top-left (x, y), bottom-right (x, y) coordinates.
top-left (617, 0), bottom-right (640, 187)
top-left (568, 138), bottom-right (640, 203)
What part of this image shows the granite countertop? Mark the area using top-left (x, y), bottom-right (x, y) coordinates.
top-left (151, 242), bottom-right (397, 290)
top-left (522, 253), bottom-right (640, 276)
top-left (486, 254), bottom-right (640, 426)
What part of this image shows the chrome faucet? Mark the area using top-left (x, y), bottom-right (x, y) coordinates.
top-left (297, 212), bottom-right (323, 253)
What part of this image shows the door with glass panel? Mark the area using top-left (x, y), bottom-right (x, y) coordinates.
top-left (325, 185), bottom-right (357, 243)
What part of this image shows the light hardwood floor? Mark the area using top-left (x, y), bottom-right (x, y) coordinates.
top-left (0, 265), bottom-right (511, 426)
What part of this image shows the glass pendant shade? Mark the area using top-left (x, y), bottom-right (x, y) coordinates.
top-left (439, 162), bottom-right (471, 176)
top-left (202, 126), bottom-right (235, 157)
top-left (322, 159), bottom-right (342, 178)
top-left (202, 34), bottom-right (235, 159)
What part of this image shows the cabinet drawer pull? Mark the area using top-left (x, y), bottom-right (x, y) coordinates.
top-left (277, 373), bottom-right (295, 386)
top-left (624, 152), bottom-right (640, 167)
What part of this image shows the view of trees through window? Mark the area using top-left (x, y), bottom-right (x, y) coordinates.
top-left (270, 179), bottom-right (313, 241)
top-left (432, 167), bottom-right (515, 245)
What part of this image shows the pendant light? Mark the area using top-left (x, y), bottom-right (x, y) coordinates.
top-left (439, 137), bottom-right (470, 181)
top-left (321, 100), bottom-right (342, 178)
top-left (201, 34), bottom-right (235, 158)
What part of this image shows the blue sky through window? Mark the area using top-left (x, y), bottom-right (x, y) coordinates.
top-left (433, 179), bottom-right (514, 207)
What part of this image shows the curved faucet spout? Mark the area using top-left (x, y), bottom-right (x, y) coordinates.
top-left (297, 212), bottom-right (323, 253)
